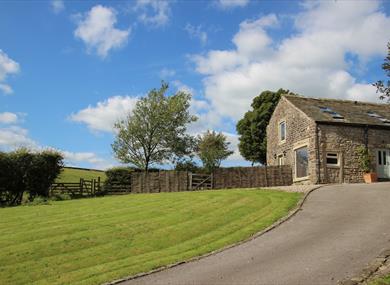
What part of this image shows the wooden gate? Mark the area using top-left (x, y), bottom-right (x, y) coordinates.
top-left (189, 173), bottom-right (213, 190)
top-left (50, 177), bottom-right (102, 197)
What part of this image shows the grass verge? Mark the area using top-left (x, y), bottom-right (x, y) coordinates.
top-left (369, 275), bottom-right (390, 285)
top-left (0, 189), bottom-right (301, 285)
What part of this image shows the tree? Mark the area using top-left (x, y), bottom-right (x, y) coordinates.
top-left (236, 89), bottom-right (294, 165)
top-left (373, 42), bottom-right (390, 103)
top-left (197, 130), bottom-right (233, 172)
top-left (112, 82), bottom-right (197, 172)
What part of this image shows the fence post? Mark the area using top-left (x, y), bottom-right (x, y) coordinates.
top-left (97, 176), bottom-right (101, 194)
top-left (189, 172), bottom-right (193, 191)
top-left (265, 166), bottom-right (269, 187)
top-left (80, 178), bottom-right (84, 196)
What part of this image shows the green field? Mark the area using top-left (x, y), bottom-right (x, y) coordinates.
top-left (0, 189), bottom-right (301, 285)
top-left (55, 167), bottom-right (106, 183)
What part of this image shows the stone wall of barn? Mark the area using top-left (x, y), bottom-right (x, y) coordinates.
top-left (266, 97), bottom-right (317, 184)
top-left (317, 124), bottom-right (390, 183)
top-left (267, 96), bottom-right (390, 184)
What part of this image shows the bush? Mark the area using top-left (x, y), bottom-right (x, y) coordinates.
top-left (23, 196), bottom-right (50, 206)
top-left (104, 167), bottom-right (133, 187)
top-left (50, 193), bottom-right (71, 201)
top-left (174, 160), bottom-right (199, 172)
top-left (357, 146), bottom-right (373, 173)
top-left (0, 148), bottom-right (64, 206)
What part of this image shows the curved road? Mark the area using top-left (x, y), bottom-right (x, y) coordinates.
top-left (123, 183), bottom-right (390, 285)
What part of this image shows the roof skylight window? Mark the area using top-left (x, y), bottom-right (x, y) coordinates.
top-left (379, 118), bottom-right (390, 124)
top-left (319, 106), bottom-right (333, 113)
top-left (367, 111), bottom-right (382, 118)
top-left (367, 111), bottom-right (390, 125)
top-left (319, 106), bottom-right (344, 119)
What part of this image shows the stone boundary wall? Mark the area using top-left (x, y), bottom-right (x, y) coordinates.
top-left (213, 165), bottom-right (292, 189)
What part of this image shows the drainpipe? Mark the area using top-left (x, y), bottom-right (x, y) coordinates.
top-left (315, 124), bottom-right (321, 184)
top-left (364, 125), bottom-right (369, 150)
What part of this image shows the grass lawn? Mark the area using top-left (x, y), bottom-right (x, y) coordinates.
top-left (56, 167), bottom-right (106, 183)
top-left (0, 189), bottom-right (301, 285)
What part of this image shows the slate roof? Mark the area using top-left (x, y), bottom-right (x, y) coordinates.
top-left (284, 95), bottom-right (390, 128)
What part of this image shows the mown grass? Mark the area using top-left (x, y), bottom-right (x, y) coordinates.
top-left (56, 167), bottom-right (106, 183)
top-left (0, 189), bottom-right (301, 285)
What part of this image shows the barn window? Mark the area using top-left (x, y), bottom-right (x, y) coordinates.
top-left (295, 146), bottom-right (308, 178)
top-left (277, 154), bottom-right (285, 166)
top-left (279, 121), bottom-right (286, 142)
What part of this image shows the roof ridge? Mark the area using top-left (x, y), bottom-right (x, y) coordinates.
top-left (283, 94), bottom-right (390, 107)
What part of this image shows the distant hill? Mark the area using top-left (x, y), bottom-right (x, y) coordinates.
top-left (56, 167), bottom-right (107, 183)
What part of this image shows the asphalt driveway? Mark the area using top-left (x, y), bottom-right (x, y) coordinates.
top-left (122, 183), bottom-right (390, 285)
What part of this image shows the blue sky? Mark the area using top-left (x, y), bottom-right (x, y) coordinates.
top-left (0, 0), bottom-right (389, 169)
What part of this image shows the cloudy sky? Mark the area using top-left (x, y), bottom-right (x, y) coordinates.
top-left (1, 0), bottom-right (389, 169)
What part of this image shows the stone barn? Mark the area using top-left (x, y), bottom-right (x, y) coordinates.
top-left (267, 95), bottom-right (390, 184)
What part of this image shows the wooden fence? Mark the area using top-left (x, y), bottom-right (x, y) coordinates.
top-left (213, 165), bottom-right (292, 189)
top-left (50, 178), bottom-right (102, 197)
top-left (49, 165), bottom-right (292, 197)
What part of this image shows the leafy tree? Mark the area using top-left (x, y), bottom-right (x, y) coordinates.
top-left (373, 42), bottom-right (390, 103)
top-left (112, 82), bottom-right (197, 172)
top-left (174, 159), bottom-right (199, 172)
top-left (236, 89), bottom-right (294, 165)
top-left (197, 130), bottom-right (233, 172)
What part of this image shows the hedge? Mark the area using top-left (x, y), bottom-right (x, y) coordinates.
top-left (0, 148), bottom-right (63, 206)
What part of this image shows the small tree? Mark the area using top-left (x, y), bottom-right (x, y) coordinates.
top-left (373, 42), bottom-right (390, 103)
top-left (236, 89), bottom-right (294, 165)
top-left (197, 130), bottom-right (233, 172)
top-left (356, 146), bottom-right (373, 173)
top-left (112, 82), bottom-right (197, 172)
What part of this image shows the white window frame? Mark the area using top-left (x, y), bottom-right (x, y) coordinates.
top-left (279, 120), bottom-right (286, 143)
top-left (326, 152), bottom-right (340, 167)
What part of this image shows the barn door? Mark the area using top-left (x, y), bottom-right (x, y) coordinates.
top-left (377, 149), bottom-right (390, 179)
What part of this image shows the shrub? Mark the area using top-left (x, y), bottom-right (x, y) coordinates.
top-left (0, 148), bottom-right (64, 206)
top-left (357, 146), bottom-right (373, 173)
top-left (104, 167), bottom-right (133, 187)
top-left (50, 193), bottom-right (71, 201)
top-left (174, 160), bottom-right (199, 172)
top-left (23, 196), bottom-right (50, 206)
top-left (25, 150), bottom-right (64, 199)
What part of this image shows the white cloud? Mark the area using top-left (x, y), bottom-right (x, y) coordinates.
top-left (51, 0), bottom-right (65, 14)
top-left (74, 5), bottom-right (131, 58)
top-left (217, 0), bottom-right (250, 9)
top-left (0, 83), bottom-right (13, 95)
top-left (70, 96), bottom-right (138, 133)
top-left (0, 126), bottom-right (37, 149)
top-left (185, 24), bottom-right (207, 45)
top-left (223, 132), bottom-right (243, 162)
top-left (172, 80), bottom-right (195, 95)
top-left (134, 0), bottom-right (171, 27)
top-left (0, 112), bottom-right (18, 124)
top-left (191, 1), bottom-right (390, 121)
top-left (159, 68), bottom-right (176, 78)
top-left (0, 50), bottom-right (20, 95)
top-left (62, 151), bottom-right (105, 165)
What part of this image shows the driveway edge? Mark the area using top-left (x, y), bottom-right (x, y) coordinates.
top-left (105, 186), bottom-right (323, 285)
top-left (339, 249), bottom-right (390, 285)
